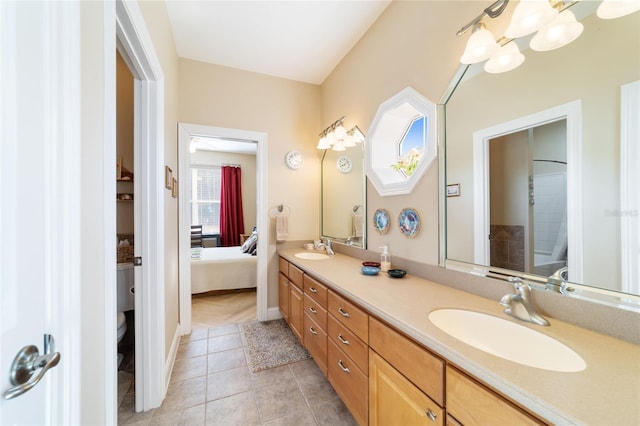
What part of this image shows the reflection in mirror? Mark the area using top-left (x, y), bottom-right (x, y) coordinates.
top-left (321, 144), bottom-right (365, 247)
top-left (444, 3), bottom-right (640, 306)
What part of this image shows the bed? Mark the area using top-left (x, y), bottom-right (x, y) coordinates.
top-left (191, 246), bottom-right (257, 294)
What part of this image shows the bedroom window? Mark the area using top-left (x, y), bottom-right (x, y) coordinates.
top-left (191, 166), bottom-right (221, 235)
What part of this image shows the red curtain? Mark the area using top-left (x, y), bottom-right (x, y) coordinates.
top-left (219, 166), bottom-right (245, 247)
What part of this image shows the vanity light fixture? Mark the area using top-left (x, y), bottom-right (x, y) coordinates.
top-left (317, 116), bottom-right (365, 151)
top-left (597, 0), bottom-right (640, 19)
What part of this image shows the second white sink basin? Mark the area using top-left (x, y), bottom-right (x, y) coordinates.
top-left (294, 252), bottom-right (330, 260)
top-left (428, 309), bottom-right (586, 372)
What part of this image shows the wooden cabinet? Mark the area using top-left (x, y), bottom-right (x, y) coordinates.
top-left (328, 314), bottom-right (368, 373)
top-left (369, 317), bottom-right (444, 406)
top-left (304, 313), bottom-right (328, 375)
top-left (369, 350), bottom-right (444, 426)
top-left (278, 272), bottom-right (290, 321)
top-left (446, 366), bottom-right (546, 426)
top-left (289, 283), bottom-right (304, 343)
top-left (328, 290), bottom-right (369, 343)
top-left (328, 339), bottom-right (368, 426)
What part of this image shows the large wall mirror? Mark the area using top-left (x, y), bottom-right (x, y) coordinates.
top-left (321, 144), bottom-right (366, 248)
top-left (444, 2), bottom-right (640, 308)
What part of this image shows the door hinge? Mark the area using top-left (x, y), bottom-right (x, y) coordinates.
top-left (133, 257), bottom-right (142, 266)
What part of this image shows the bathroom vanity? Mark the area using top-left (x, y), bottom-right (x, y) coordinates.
top-left (278, 248), bottom-right (639, 425)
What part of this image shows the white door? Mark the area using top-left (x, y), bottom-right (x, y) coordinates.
top-left (1, 2), bottom-right (80, 424)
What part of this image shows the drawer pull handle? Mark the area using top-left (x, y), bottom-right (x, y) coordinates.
top-left (338, 334), bottom-right (350, 345)
top-left (425, 409), bottom-right (437, 422)
top-left (337, 360), bottom-right (350, 373)
top-left (309, 307), bottom-right (318, 314)
top-left (337, 307), bottom-right (350, 318)
top-left (309, 287), bottom-right (318, 293)
top-left (309, 327), bottom-right (318, 335)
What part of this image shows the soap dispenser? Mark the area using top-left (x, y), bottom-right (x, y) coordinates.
top-left (379, 246), bottom-right (391, 272)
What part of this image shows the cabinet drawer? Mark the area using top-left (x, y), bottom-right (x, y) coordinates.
top-left (369, 317), bottom-right (444, 406)
top-left (289, 284), bottom-right (304, 343)
top-left (278, 257), bottom-right (289, 276)
top-left (446, 367), bottom-right (546, 426)
top-left (328, 291), bottom-right (368, 343)
top-left (369, 350), bottom-right (444, 426)
top-left (303, 274), bottom-right (328, 308)
top-left (288, 264), bottom-right (304, 289)
top-left (328, 314), bottom-right (368, 375)
top-left (304, 313), bottom-right (328, 376)
top-left (328, 339), bottom-right (368, 426)
top-left (304, 293), bottom-right (327, 330)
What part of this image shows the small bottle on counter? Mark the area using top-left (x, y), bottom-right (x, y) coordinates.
top-left (379, 245), bottom-right (391, 272)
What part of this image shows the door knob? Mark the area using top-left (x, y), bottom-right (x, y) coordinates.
top-left (3, 334), bottom-right (61, 400)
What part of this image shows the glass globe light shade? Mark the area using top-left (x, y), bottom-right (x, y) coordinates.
top-left (333, 123), bottom-right (347, 142)
top-left (484, 42), bottom-right (525, 74)
top-left (331, 141), bottom-right (346, 152)
top-left (597, 0), bottom-right (640, 19)
top-left (460, 23), bottom-right (499, 64)
top-left (317, 135), bottom-right (331, 150)
top-left (505, 0), bottom-right (558, 38)
top-left (530, 10), bottom-right (584, 51)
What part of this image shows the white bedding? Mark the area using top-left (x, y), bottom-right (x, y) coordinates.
top-left (191, 247), bottom-right (257, 294)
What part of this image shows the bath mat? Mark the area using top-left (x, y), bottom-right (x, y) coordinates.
top-left (241, 319), bottom-right (310, 372)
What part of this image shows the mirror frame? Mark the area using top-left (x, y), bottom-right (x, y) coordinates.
top-left (365, 86), bottom-right (437, 196)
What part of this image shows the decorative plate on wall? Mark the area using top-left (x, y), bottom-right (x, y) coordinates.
top-left (373, 209), bottom-right (390, 235)
top-left (398, 208), bottom-right (420, 238)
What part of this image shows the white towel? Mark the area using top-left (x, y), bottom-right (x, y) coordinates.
top-left (276, 213), bottom-right (289, 242)
top-left (352, 213), bottom-right (363, 238)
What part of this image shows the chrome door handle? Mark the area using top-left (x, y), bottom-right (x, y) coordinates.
top-left (337, 360), bottom-right (350, 373)
top-left (309, 327), bottom-right (318, 335)
top-left (308, 307), bottom-right (317, 314)
top-left (309, 287), bottom-right (318, 293)
top-left (338, 334), bottom-right (350, 345)
top-left (3, 334), bottom-right (61, 400)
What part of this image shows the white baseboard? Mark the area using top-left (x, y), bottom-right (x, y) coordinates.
top-left (267, 306), bottom-right (283, 321)
top-left (164, 324), bottom-right (181, 394)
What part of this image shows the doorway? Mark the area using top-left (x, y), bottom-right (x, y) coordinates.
top-left (178, 123), bottom-right (269, 335)
top-left (473, 100), bottom-right (583, 283)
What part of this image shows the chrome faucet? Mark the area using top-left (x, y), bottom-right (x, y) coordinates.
top-left (500, 277), bottom-right (550, 326)
top-left (546, 267), bottom-right (568, 293)
top-left (324, 238), bottom-right (335, 255)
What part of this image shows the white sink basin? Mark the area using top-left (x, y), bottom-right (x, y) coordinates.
top-left (294, 252), bottom-right (330, 260)
top-left (428, 309), bottom-right (586, 372)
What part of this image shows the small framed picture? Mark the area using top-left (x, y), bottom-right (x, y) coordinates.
top-left (447, 183), bottom-right (460, 197)
top-left (165, 166), bottom-right (172, 189)
top-left (171, 178), bottom-right (178, 198)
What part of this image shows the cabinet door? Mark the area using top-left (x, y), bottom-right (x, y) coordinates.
top-left (446, 367), bottom-right (545, 426)
top-left (289, 284), bottom-right (304, 343)
top-left (304, 313), bottom-right (327, 376)
top-left (369, 350), bottom-right (443, 426)
top-left (278, 272), bottom-right (290, 322)
top-left (328, 339), bottom-right (368, 426)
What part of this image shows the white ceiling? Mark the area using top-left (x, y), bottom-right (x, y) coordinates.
top-left (165, 0), bottom-right (391, 85)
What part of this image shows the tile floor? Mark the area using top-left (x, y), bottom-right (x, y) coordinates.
top-left (118, 291), bottom-right (356, 425)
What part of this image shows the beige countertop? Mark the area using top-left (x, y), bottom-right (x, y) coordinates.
top-left (279, 248), bottom-right (640, 425)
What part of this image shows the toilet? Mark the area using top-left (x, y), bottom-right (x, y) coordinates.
top-left (117, 312), bottom-right (127, 367)
top-left (117, 263), bottom-right (134, 368)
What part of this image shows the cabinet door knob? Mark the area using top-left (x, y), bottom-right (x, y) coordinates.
top-left (425, 409), bottom-right (437, 422)
top-left (337, 307), bottom-right (350, 318)
top-left (338, 334), bottom-right (350, 345)
top-left (337, 360), bottom-right (351, 373)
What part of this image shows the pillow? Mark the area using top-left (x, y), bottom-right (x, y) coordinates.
top-left (241, 233), bottom-right (258, 253)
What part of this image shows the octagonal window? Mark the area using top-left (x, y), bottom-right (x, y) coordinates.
top-left (365, 87), bottom-right (437, 196)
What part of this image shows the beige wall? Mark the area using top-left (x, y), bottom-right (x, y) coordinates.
top-left (138, 0), bottom-right (181, 359)
top-left (116, 51), bottom-right (134, 235)
top-left (190, 151), bottom-right (258, 233)
top-left (179, 59), bottom-right (321, 308)
top-left (321, 1), bottom-right (471, 265)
